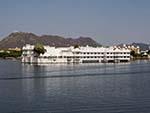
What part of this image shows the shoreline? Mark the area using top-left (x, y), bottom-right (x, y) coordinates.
top-left (0, 57), bottom-right (21, 61)
top-left (1, 57), bottom-right (150, 62)
top-left (131, 57), bottom-right (150, 61)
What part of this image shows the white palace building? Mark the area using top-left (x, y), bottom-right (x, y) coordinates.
top-left (22, 44), bottom-right (131, 64)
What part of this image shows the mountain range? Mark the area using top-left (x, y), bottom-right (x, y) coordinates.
top-left (0, 32), bottom-right (149, 50)
top-left (0, 32), bottom-right (100, 49)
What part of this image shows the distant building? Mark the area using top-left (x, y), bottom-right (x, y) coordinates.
top-left (0, 50), bottom-right (10, 53)
top-left (129, 45), bottom-right (140, 54)
top-left (8, 47), bottom-right (21, 51)
top-left (141, 50), bottom-right (149, 56)
top-left (22, 44), bottom-right (131, 64)
top-left (0, 50), bottom-right (4, 53)
top-left (119, 44), bottom-right (140, 54)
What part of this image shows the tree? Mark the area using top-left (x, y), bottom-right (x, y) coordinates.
top-left (34, 43), bottom-right (46, 55)
top-left (130, 50), bottom-right (136, 57)
top-left (147, 50), bottom-right (150, 54)
top-left (74, 45), bottom-right (79, 49)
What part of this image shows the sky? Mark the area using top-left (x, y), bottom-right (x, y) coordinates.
top-left (0, 0), bottom-right (150, 45)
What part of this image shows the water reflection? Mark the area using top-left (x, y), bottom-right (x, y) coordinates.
top-left (0, 60), bottom-right (150, 113)
top-left (21, 62), bottom-right (132, 77)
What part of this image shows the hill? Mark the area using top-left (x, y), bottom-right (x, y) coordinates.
top-left (0, 32), bottom-right (101, 49)
top-left (131, 43), bottom-right (150, 51)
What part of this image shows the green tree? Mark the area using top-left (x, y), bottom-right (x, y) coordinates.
top-left (147, 50), bottom-right (150, 54)
top-left (34, 43), bottom-right (46, 55)
top-left (130, 50), bottom-right (136, 57)
top-left (74, 45), bottom-right (79, 49)
top-left (0, 50), bottom-right (22, 58)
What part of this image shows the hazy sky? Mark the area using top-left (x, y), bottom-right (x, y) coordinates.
top-left (0, 0), bottom-right (150, 45)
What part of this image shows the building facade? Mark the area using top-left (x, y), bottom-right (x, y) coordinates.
top-left (22, 44), bottom-right (131, 64)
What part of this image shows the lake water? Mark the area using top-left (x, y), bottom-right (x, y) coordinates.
top-left (0, 60), bottom-right (150, 113)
